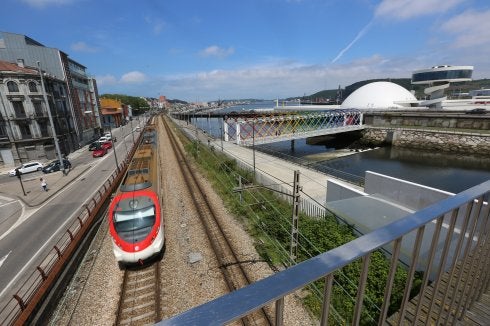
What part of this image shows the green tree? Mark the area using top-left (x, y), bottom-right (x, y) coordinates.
top-left (100, 94), bottom-right (150, 115)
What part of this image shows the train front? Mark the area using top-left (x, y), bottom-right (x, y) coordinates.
top-left (109, 187), bottom-right (163, 264)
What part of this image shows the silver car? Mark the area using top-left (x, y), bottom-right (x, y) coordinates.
top-left (8, 161), bottom-right (44, 176)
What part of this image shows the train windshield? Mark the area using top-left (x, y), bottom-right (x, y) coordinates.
top-left (114, 206), bottom-right (155, 233)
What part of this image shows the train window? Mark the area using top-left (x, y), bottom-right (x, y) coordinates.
top-left (114, 206), bottom-right (156, 233)
top-left (114, 206), bottom-right (154, 222)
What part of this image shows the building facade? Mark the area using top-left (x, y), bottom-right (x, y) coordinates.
top-left (0, 31), bottom-right (101, 153)
top-left (0, 60), bottom-right (71, 165)
top-left (100, 98), bottom-right (124, 128)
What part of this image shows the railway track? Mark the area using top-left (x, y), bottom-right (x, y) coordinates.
top-left (160, 115), bottom-right (273, 325)
top-left (115, 263), bottom-right (161, 325)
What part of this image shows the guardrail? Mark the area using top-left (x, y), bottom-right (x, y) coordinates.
top-left (158, 179), bottom-right (490, 325)
top-left (0, 132), bottom-right (142, 326)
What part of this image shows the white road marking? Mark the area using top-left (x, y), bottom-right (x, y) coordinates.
top-left (0, 251), bottom-right (11, 268)
top-left (0, 150), bottom-right (129, 298)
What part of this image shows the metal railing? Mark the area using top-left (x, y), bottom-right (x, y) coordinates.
top-left (158, 179), bottom-right (490, 325)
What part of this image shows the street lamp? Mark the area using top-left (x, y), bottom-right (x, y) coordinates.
top-left (129, 116), bottom-right (135, 144)
top-left (37, 61), bottom-right (66, 175)
top-left (106, 122), bottom-right (119, 172)
top-left (252, 119), bottom-right (256, 178)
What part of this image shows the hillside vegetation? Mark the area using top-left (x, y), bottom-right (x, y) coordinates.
top-left (304, 78), bottom-right (490, 102)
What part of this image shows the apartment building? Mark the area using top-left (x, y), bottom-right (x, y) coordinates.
top-left (0, 31), bottom-right (101, 165)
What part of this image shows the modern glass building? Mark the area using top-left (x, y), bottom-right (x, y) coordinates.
top-left (412, 65), bottom-right (473, 84)
top-left (411, 65), bottom-right (474, 108)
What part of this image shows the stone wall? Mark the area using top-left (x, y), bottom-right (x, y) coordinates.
top-left (361, 128), bottom-right (490, 155)
top-left (363, 112), bottom-right (490, 130)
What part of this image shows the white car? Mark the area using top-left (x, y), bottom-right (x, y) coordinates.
top-left (8, 161), bottom-right (44, 176)
top-left (99, 135), bottom-right (111, 142)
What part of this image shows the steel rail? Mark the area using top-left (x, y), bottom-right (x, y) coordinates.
top-left (161, 115), bottom-right (274, 325)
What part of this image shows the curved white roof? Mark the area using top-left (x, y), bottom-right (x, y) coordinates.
top-left (340, 81), bottom-right (417, 109)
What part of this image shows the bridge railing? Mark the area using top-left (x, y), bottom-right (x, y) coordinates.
top-left (224, 110), bottom-right (364, 145)
top-left (158, 179), bottom-right (490, 325)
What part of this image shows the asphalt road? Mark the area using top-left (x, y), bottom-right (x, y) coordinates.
top-left (0, 118), bottom-right (146, 311)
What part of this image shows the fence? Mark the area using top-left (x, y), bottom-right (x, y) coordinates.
top-left (158, 179), bottom-right (490, 325)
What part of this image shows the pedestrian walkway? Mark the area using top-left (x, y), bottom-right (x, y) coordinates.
top-left (0, 145), bottom-right (90, 207)
top-left (173, 117), bottom-right (362, 206)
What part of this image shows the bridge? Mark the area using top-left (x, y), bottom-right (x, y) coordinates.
top-left (223, 109), bottom-right (365, 145)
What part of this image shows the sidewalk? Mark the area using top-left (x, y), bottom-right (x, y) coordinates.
top-left (171, 117), bottom-right (363, 205)
top-left (0, 146), bottom-right (90, 207)
top-left (0, 165), bottom-right (90, 207)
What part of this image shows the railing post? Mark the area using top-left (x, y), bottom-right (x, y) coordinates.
top-left (320, 274), bottom-right (333, 326)
top-left (353, 253), bottom-right (371, 325)
top-left (275, 297), bottom-right (284, 326)
top-left (235, 121), bottom-right (240, 145)
top-left (224, 119), bottom-right (229, 142)
top-left (13, 294), bottom-right (26, 311)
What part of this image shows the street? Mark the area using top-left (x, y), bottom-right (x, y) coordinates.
top-left (0, 118), bottom-right (146, 309)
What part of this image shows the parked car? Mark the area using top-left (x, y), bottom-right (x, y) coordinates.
top-left (89, 141), bottom-right (101, 151)
top-left (8, 161), bottom-right (44, 176)
top-left (101, 141), bottom-right (112, 150)
top-left (92, 147), bottom-right (107, 158)
top-left (466, 108), bottom-right (487, 114)
top-left (99, 134), bottom-right (112, 142)
top-left (42, 159), bottom-right (72, 173)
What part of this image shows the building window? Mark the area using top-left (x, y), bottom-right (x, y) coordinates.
top-left (7, 81), bottom-right (19, 92)
top-left (0, 123), bottom-right (7, 138)
top-left (19, 123), bottom-right (32, 139)
top-left (29, 82), bottom-right (38, 92)
top-left (39, 121), bottom-right (49, 137)
top-left (33, 101), bottom-right (44, 116)
top-left (12, 101), bottom-right (26, 117)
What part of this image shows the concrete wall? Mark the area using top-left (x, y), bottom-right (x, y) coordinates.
top-left (363, 112), bottom-right (490, 130)
top-left (326, 178), bottom-right (366, 202)
top-left (364, 171), bottom-right (454, 210)
top-left (361, 128), bottom-right (490, 154)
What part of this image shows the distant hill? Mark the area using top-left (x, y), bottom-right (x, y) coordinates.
top-left (168, 78), bottom-right (490, 104)
top-left (304, 78), bottom-right (490, 102)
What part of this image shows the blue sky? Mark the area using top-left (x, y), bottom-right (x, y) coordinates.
top-left (2, 0), bottom-right (490, 102)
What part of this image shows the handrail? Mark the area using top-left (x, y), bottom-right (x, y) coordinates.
top-left (158, 179), bottom-right (490, 325)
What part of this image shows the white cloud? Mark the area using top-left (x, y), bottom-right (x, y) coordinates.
top-left (96, 72), bottom-right (147, 86)
top-left (439, 9), bottom-right (490, 48)
top-left (95, 74), bottom-right (117, 86)
top-left (20, 0), bottom-right (73, 8)
top-left (199, 46), bottom-right (235, 59)
top-left (71, 41), bottom-right (98, 53)
top-left (151, 56), bottom-right (416, 101)
top-left (375, 0), bottom-right (465, 21)
top-left (121, 71), bottom-right (146, 83)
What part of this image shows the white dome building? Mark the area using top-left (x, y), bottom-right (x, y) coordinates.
top-left (340, 81), bottom-right (418, 109)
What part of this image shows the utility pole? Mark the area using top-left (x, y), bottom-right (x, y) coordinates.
top-left (290, 170), bottom-right (301, 263)
top-left (16, 169), bottom-right (26, 196)
top-left (37, 61), bottom-right (66, 175)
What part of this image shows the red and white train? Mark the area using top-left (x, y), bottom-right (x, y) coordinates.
top-left (108, 120), bottom-right (164, 266)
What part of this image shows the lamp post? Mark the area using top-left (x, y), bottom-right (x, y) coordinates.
top-left (129, 117), bottom-right (135, 144)
top-left (252, 119), bottom-right (256, 178)
top-left (107, 122), bottom-right (119, 172)
top-left (37, 61), bottom-right (66, 175)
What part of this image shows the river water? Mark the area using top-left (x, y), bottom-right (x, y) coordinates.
top-left (191, 101), bottom-right (490, 194)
